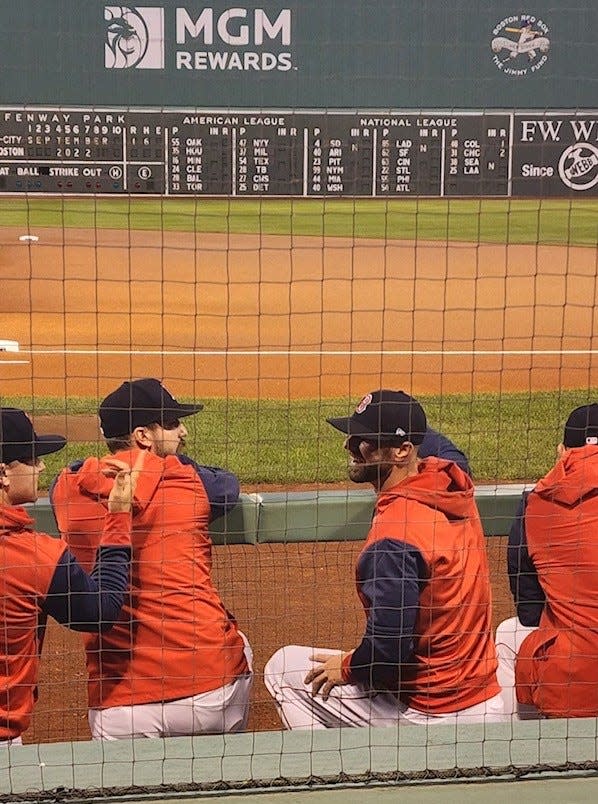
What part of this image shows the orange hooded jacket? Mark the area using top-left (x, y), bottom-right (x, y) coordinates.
top-left (1, 505), bottom-right (131, 738)
top-left (51, 449), bottom-right (248, 710)
top-left (1, 506), bottom-right (66, 739)
top-left (342, 457), bottom-right (499, 713)
top-left (516, 445), bottom-right (598, 717)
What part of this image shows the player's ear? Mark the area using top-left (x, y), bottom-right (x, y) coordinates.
top-left (0, 463), bottom-right (9, 489)
top-left (392, 441), bottom-right (415, 466)
top-left (132, 426), bottom-right (153, 449)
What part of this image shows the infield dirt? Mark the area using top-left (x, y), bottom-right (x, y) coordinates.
top-left (2, 226), bottom-right (597, 401)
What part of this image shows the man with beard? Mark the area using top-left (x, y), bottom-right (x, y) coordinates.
top-left (264, 390), bottom-right (504, 728)
top-left (50, 378), bottom-right (252, 740)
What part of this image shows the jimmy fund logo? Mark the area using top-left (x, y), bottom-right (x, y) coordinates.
top-left (105, 6), bottom-right (165, 69)
top-left (104, 6), bottom-right (293, 71)
top-left (491, 14), bottom-right (550, 75)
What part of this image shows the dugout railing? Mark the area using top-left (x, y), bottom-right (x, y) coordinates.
top-left (30, 486), bottom-right (530, 545)
top-left (3, 711), bottom-right (598, 798)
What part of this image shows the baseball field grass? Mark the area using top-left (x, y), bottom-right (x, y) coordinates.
top-left (2, 389), bottom-right (596, 488)
top-left (2, 196), bottom-right (595, 487)
top-left (2, 197), bottom-right (598, 245)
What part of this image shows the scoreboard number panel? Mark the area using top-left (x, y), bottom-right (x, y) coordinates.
top-left (1, 109), bottom-right (597, 197)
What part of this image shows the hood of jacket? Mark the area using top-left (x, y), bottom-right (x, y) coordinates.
top-left (0, 504), bottom-right (34, 530)
top-left (70, 448), bottom-right (168, 513)
top-left (533, 445), bottom-right (598, 507)
top-left (377, 457), bottom-right (475, 521)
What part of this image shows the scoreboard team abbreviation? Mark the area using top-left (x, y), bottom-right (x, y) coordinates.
top-left (1, 108), bottom-right (598, 197)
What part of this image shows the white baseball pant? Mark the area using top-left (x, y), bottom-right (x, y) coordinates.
top-left (264, 645), bottom-right (508, 729)
top-left (89, 636), bottom-right (253, 740)
top-left (495, 616), bottom-right (542, 719)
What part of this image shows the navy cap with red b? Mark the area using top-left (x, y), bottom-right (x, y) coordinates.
top-left (0, 408), bottom-right (66, 464)
top-left (327, 389), bottom-right (427, 445)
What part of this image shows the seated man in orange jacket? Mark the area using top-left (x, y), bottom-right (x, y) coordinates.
top-left (50, 378), bottom-right (252, 740)
top-left (265, 390), bottom-right (504, 728)
top-left (1, 408), bottom-right (139, 745)
top-left (496, 403), bottom-right (598, 718)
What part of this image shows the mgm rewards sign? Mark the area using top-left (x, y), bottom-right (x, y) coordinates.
top-left (104, 5), bottom-right (293, 71)
top-left (2, 2), bottom-right (598, 112)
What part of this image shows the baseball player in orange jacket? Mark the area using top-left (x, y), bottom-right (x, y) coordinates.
top-left (496, 402), bottom-right (598, 718)
top-left (50, 379), bottom-right (252, 740)
top-left (1, 408), bottom-right (140, 744)
top-left (265, 390), bottom-right (505, 728)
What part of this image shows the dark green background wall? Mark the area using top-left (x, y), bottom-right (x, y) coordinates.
top-left (1, 1), bottom-right (595, 108)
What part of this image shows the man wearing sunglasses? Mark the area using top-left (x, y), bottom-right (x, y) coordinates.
top-left (265, 389), bottom-right (504, 728)
top-left (50, 378), bottom-right (251, 740)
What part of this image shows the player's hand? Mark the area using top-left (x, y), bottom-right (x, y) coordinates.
top-left (304, 652), bottom-right (350, 701)
top-left (103, 450), bottom-right (145, 514)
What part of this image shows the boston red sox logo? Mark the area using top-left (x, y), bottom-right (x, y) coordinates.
top-left (355, 394), bottom-right (372, 414)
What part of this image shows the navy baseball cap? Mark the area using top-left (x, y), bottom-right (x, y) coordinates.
top-left (0, 408), bottom-right (66, 464)
top-left (99, 378), bottom-right (204, 438)
top-left (563, 403), bottom-right (598, 448)
top-left (327, 390), bottom-right (427, 445)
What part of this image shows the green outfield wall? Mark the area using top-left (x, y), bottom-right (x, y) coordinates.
top-left (0, 1), bottom-right (596, 109)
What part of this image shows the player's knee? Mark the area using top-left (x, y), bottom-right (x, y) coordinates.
top-left (263, 647), bottom-right (285, 687)
top-left (264, 645), bottom-right (311, 687)
top-left (495, 616), bottom-right (520, 644)
top-left (264, 645), bottom-right (295, 678)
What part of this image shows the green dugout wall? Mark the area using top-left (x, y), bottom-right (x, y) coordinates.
top-left (30, 486), bottom-right (527, 545)
top-left (0, 1), bottom-right (596, 108)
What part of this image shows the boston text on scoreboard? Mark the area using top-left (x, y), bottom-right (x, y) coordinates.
top-left (1, 108), bottom-right (597, 197)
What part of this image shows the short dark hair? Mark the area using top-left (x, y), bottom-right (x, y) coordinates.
top-left (105, 421), bottom-right (168, 454)
top-left (105, 434), bottom-right (134, 454)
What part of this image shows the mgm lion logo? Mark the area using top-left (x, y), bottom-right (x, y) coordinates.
top-left (104, 6), bottom-right (164, 69)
